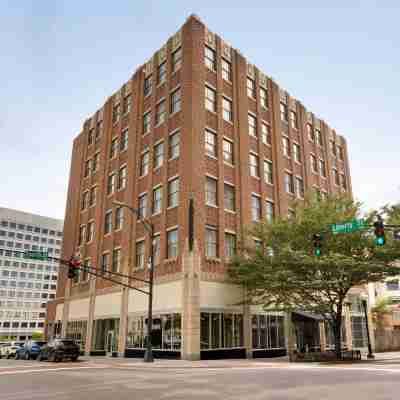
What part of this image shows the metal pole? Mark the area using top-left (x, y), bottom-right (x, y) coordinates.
top-left (362, 299), bottom-right (374, 359)
top-left (144, 226), bottom-right (154, 363)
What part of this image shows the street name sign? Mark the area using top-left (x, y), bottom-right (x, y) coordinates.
top-left (331, 219), bottom-right (365, 235)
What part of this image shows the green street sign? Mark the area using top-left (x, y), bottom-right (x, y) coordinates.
top-left (331, 219), bottom-right (365, 235)
top-left (23, 250), bottom-right (49, 261)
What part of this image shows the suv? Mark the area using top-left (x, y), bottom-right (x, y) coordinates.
top-left (16, 341), bottom-right (47, 360)
top-left (37, 339), bottom-right (79, 362)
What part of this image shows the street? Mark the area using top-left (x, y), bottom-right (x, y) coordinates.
top-left (1, 355), bottom-right (400, 400)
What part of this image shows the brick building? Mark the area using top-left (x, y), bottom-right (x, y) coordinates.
top-left (47, 15), bottom-right (354, 359)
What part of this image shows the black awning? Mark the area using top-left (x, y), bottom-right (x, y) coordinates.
top-left (292, 311), bottom-right (325, 321)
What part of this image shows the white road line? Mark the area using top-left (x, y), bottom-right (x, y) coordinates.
top-left (0, 365), bottom-right (108, 376)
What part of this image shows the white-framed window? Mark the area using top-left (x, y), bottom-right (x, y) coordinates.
top-left (265, 201), bottom-right (274, 223)
top-left (333, 169), bottom-right (340, 186)
top-left (280, 102), bottom-right (288, 122)
top-left (138, 193), bottom-right (147, 219)
top-left (136, 241), bottom-right (145, 269)
top-left (282, 137), bottom-right (290, 157)
top-left (295, 177), bottom-right (304, 198)
top-left (224, 184), bottom-right (235, 211)
top-left (205, 226), bottom-right (218, 258)
top-left (101, 253), bottom-right (109, 275)
top-left (167, 229), bottom-right (178, 258)
top-left (284, 172), bottom-right (295, 194)
top-left (78, 225), bottom-right (86, 246)
top-left (155, 100), bottom-right (166, 126)
top-left (316, 129), bottom-right (323, 146)
top-left (222, 138), bottom-right (234, 164)
top-left (81, 191), bottom-right (89, 211)
top-left (120, 129), bottom-right (128, 151)
top-left (115, 207), bottom-right (124, 230)
top-left (222, 97), bottom-right (233, 122)
top-left (310, 154), bottom-right (318, 174)
top-left (251, 195), bottom-right (261, 221)
top-left (172, 47), bottom-right (182, 72)
top-left (247, 77), bottom-right (256, 98)
top-left (112, 103), bottom-right (121, 124)
top-left (112, 248), bottom-right (121, 272)
top-left (290, 110), bottom-right (298, 129)
top-left (260, 87), bottom-right (268, 108)
top-left (261, 123), bottom-right (271, 145)
top-left (153, 186), bottom-right (163, 214)
top-left (110, 137), bottom-right (118, 159)
top-left (263, 160), bottom-right (273, 184)
top-left (104, 211), bottom-right (112, 234)
top-left (205, 86), bottom-right (216, 112)
top-left (340, 173), bottom-right (347, 190)
top-left (293, 143), bottom-right (301, 163)
top-left (153, 235), bottom-right (161, 265)
top-left (117, 166), bottom-right (127, 190)
top-left (224, 232), bottom-right (236, 258)
top-left (143, 111), bottom-right (151, 134)
top-left (168, 177), bottom-right (179, 208)
top-left (122, 94), bottom-right (132, 115)
top-left (154, 142), bottom-right (164, 169)
top-left (93, 152), bottom-right (100, 172)
top-left (169, 131), bottom-right (180, 159)
top-left (221, 58), bottom-right (232, 82)
top-left (157, 61), bottom-right (167, 85)
top-left (205, 177), bottom-right (218, 206)
top-left (307, 124), bottom-right (314, 142)
top-left (170, 88), bottom-right (181, 114)
top-left (107, 173), bottom-right (116, 195)
top-left (248, 114), bottom-right (257, 137)
top-left (140, 152), bottom-right (150, 176)
top-left (249, 153), bottom-right (259, 177)
top-left (86, 221), bottom-right (95, 243)
top-left (205, 129), bottom-right (217, 157)
top-left (144, 75), bottom-right (152, 97)
top-left (319, 159), bottom-right (326, 177)
top-left (205, 45), bottom-right (216, 71)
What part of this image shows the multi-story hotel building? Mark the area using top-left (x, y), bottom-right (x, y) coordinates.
top-left (47, 15), bottom-right (355, 359)
top-left (0, 207), bottom-right (63, 340)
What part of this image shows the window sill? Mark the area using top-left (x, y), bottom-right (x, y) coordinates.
top-left (206, 153), bottom-right (218, 161)
top-left (144, 92), bottom-right (152, 100)
top-left (156, 81), bottom-right (166, 89)
top-left (142, 131), bottom-right (150, 137)
top-left (165, 257), bottom-right (178, 263)
top-left (168, 156), bottom-right (179, 162)
top-left (138, 174), bottom-right (148, 179)
top-left (223, 119), bottom-right (234, 125)
top-left (152, 212), bottom-right (162, 217)
top-left (206, 257), bottom-right (221, 263)
top-left (206, 109), bottom-right (217, 115)
top-left (167, 205), bottom-right (179, 211)
top-left (154, 121), bottom-right (166, 129)
top-left (224, 209), bottom-right (236, 214)
top-left (153, 166), bottom-right (163, 172)
top-left (206, 66), bottom-right (217, 74)
top-left (250, 175), bottom-right (261, 180)
top-left (169, 110), bottom-right (181, 118)
top-left (206, 203), bottom-right (219, 209)
top-left (223, 161), bottom-right (234, 168)
top-left (222, 78), bottom-right (232, 85)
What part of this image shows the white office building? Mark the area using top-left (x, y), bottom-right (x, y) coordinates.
top-left (0, 207), bottom-right (63, 340)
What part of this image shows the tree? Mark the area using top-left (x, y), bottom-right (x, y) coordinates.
top-left (31, 331), bottom-right (44, 340)
top-left (228, 195), bottom-right (400, 359)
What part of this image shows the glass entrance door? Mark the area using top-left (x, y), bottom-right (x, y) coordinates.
top-left (106, 330), bottom-right (115, 354)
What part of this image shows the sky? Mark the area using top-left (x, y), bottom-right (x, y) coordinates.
top-left (0, 1), bottom-right (399, 220)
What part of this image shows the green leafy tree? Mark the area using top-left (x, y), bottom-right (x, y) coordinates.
top-left (228, 195), bottom-right (400, 359)
top-left (31, 331), bottom-right (44, 340)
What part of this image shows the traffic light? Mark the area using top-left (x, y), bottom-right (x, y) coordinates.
top-left (313, 234), bottom-right (323, 256)
top-left (373, 217), bottom-right (386, 246)
top-left (68, 256), bottom-right (81, 279)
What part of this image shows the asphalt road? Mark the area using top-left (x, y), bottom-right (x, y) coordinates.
top-left (1, 357), bottom-right (400, 400)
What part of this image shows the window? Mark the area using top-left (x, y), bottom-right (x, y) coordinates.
top-left (249, 153), bottom-right (259, 177)
top-left (144, 75), bottom-right (152, 97)
top-left (263, 160), bottom-right (273, 184)
top-left (117, 166), bottom-right (127, 191)
top-left (86, 221), bottom-right (94, 243)
top-left (340, 173), bottom-right (347, 190)
top-left (81, 259), bottom-right (90, 282)
top-left (261, 123), bottom-right (271, 145)
top-left (110, 137), bottom-right (118, 159)
top-left (140, 152), bottom-right (149, 176)
top-left (224, 233), bottom-right (236, 258)
top-left (284, 172), bottom-right (295, 194)
top-left (310, 154), bottom-right (318, 173)
top-left (251, 195), bottom-right (261, 221)
top-left (337, 145), bottom-right (344, 161)
top-left (168, 178), bottom-right (179, 208)
top-left (333, 169), bottom-right (340, 186)
top-left (153, 186), bottom-right (163, 214)
top-left (84, 159), bottom-right (92, 178)
top-left (78, 225), bottom-right (86, 246)
top-left (143, 111), bottom-right (151, 134)
top-left (155, 100), bottom-right (166, 126)
top-left (88, 129), bottom-right (94, 145)
top-left (112, 248), bottom-right (121, 272)
top-left (89, 186), bottom-right (97, 206)
top-left (224, 184), bottom-right (235, 211)
top-left (101, 254), bottom-right (109, 274)
top-left (260, 87), bottom-right (268, 108)
top-left (330, 140), bottom-right (337, 156)
top-left (205, 86), bottom-right (216, 112)
top-left (307, 124), bottom-right (314, 141)
top-left (169, 131), bottom-right (180, 159)
top-left (205, 130), bottom-right (217, 157)
top-left (221, 59), bottom-right (231, 82)
top-left (265, 201), bottom-right (274, 223)
top-left (107, 173), bottom-right (116, 195)
top-left (293, 143), bottom-right (301, 163)
top-left (122, 95), bottom-right (132, 115)
top-left (222, 139), bottom-right (234, 164)
top-left (295, 177), bottom-right (304, 198)
top-left (93, 152), bottom-right (99, 172)
top-left (115, 207), bottom-right (124, 230)
top-left (247, 77), bottom-right (256, 98)
top-left (280, 102), bottom-right (288, 122)
top-left (172, 47), bottom-right (182, 72)
top-left (170, 88), bottom-right (181, 114)
top-left (282, 137), bottom-right (290, 157)
top-left (95, 121), bottom-right (102, 142)
top-left (205, 227), bottom-right (218, 258)
top-left (138, 194), bottom-right (148, 219)
top-left (157, 61), bottom-right (166, 85)
top-left (290, 111), bottom-right (298, 129)
top-left (153, 235), bottom-right (161, 265)
top-left (315, 129), bottom-right (323, 146)
top-left (204, 46), bottom-right (216, 71)
top-left (136, 241), bottom-right (145, 269)
top-left (81, 191), bottom-right (89, 211)
top-left (222, 97), bottom-right (233, 122)
top-left (319, 159), bottom-right (326, 177)
top-left (120, 129), bottom-right (128, 151)
top-left (167, 229), bottom-right (178, 258)
top-left (112, 103), bottom-right (121, 124)
top-left (205, 177), bottom-right (218, 206)
top-left (154, 142), bottom-right (164, 169)
top-left (386, 280), bottom-right (399, 291)
top-left (248, 114), bottom-right (257, 137)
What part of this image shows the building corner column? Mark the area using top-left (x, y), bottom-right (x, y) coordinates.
top-left (84, 278), bottom-right (97, 355)
top-left (117, 286), bottom-right (129, 357)
top-left (61, 284), bottom-right (71, 337)
top-left (181, 240), bottom-right (201, 361)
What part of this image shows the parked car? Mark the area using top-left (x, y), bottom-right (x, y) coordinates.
top-left (0, 343), bottom-right (24, 359)
top-left (37, 339), bottom-right (79, 362)
top-left (16, 341), bottom-right (47, 360)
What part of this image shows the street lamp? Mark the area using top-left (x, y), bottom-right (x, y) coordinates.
top-left (113, 200), bottom-right (154, 363)
top-left (361, 297), bottom-right (375, 359)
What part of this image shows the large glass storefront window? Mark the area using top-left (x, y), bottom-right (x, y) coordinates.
top-left (325, 320), bottom-right (347, 349)
top-left (351, 316), bottom-right (367, 348)
top-left (66, 320), bottom-right (87, 351)
top-left (92, 318), bottom-right (119, 352)
top-left (252, 314), bottom-right (285, 349)
top-left (201, 312), bottom-right (243, 349)
top-left (126, 313), bottom-right (181, 350)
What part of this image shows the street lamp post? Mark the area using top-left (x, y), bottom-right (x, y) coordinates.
top-left (113, 201), bottom-right (154, 363)
top-left (362, 298), bottom-right (375, 359)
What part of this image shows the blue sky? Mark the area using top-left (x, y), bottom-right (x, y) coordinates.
top-left (1, 1), bottom-right (399, 220)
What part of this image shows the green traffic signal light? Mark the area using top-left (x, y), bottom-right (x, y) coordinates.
top-left (315, 248), bottom-right (321, 257)
top-left (376, 236), bottom-right (385, 246)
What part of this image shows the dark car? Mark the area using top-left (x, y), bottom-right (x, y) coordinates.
top-left (16, 341), bottom-right (47, 360)
top-left (37, 339), bottom-right (79, 362)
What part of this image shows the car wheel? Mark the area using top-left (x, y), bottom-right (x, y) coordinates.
top-left (49, 352), bottom-right (57, 362)
top-left (25, 352), bottom-right (30, 361)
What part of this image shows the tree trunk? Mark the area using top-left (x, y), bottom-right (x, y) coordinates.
top-left (333, 304), bottom-right (343, 360)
